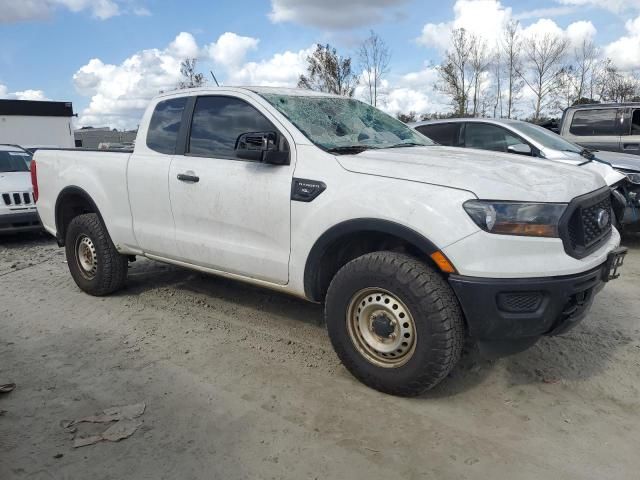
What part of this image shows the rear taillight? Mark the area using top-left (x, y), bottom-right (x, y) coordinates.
top-left (30, 159), bottom-right (38, 202)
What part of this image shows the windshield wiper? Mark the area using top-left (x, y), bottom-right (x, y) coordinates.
top-left (385, 142), bottom-right (428, 149)
top-left (579, 148), bottom-right (595, 160)
top-left (326, 145), bottom-right (378, 155)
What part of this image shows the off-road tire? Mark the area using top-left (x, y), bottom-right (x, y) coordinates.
top-left (65, 213), bottom-right (128, 296)
top-left (325, 252), bottom-right (464, 396)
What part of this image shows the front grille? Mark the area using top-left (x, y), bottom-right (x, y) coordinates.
top-left (1, 191), bottom-right (35, 208)
top-left (561, 188), bottom-right (613, 259)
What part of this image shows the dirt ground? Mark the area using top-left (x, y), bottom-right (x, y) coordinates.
top-left (0, 232), bottom-right (639, 480)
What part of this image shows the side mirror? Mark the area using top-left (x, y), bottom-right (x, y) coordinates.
top-left (507, 143), bottom-right (532, 156)
top-left (235, 131), bottom-right (290, 165)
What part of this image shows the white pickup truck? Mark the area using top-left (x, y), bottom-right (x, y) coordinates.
top-left (33, 87), bottom-right (626, 396)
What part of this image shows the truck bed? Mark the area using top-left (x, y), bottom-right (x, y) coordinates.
top-left (34, 149), bottom-right (135, 248)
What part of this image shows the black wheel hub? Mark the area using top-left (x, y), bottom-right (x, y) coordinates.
top-left (371, 314), bottom-right (395, 338)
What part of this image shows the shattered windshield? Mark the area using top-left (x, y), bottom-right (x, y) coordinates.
top-left (259, 93), bottom-right (434, 153)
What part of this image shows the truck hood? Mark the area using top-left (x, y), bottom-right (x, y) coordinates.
top-left (0, 172), bottom-right (32, 192)
top-left (336, 146), bottom-right (606, 202)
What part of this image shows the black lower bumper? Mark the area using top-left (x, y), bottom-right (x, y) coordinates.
top-left (448, 249), bottom-right (626, 352)
top-left (0, 211), bottom-right (41, 234)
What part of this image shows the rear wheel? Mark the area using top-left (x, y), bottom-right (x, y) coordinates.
top-left (325, 252), bottom-right (464, 396)
top-left (65, 213), bottom-right (128, 296)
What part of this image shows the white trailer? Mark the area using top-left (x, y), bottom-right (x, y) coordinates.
top-left (0, 100), bottom-right (74, 148)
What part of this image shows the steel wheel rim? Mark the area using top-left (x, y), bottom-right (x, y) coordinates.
top-left (346, 288), bottom-right (417, 368)
top-left (75, 235), bottom-right (98, 279)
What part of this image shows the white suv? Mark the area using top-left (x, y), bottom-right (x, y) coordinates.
top-left (0, 145), bottom-right (40, 234)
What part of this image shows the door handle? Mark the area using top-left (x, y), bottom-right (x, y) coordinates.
top-left (623, 143), bottom-right (639, 150)
top-left (177, 173), bottom-right (199, 183)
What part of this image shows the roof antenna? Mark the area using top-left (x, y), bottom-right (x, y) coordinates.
top-left (210, 70), bottom-right (220, 87)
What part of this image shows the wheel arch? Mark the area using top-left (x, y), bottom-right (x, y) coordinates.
top-left (303, 218), bottom-right (440, 302)
top-left (54, 186), bottom-right (106, 246)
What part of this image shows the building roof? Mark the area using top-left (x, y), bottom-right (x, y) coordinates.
top-left (0, 99), bottom-right (74, 117)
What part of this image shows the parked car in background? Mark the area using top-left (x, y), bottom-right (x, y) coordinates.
top-left (411, 118), bottom-right (640, 231)
top-left (559, 103), bottom-right (640, 155)
top-left (33, 87), bottom-right (626, 396)
top-left (0, 144), bottom-right (40, 234)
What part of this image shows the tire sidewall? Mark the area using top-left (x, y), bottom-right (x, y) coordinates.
top-left (65, 215), bottom-right (113, 293)
top-left (326, 256), bottom-right (461, 393)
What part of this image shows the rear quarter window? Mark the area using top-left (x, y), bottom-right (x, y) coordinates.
top-left (146, 97), bottom-right (187, 154)
top-left (569, 109), bottom-right (619, 136)
top-left (415, 123), bottom-right (461, 146)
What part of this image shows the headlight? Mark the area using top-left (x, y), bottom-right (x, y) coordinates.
top-left (463, 200), bottom-right (567, 237)
top-left (621, 171), bottom-right (640, 184)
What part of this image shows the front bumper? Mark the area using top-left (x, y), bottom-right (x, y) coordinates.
top-left (448, 247), bottom-right (626, 354)
top-left (0, 211), bottom-right (42, 234)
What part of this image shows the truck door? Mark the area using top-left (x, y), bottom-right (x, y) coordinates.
top-left (566, 107), bottom-right (622, 152)
top-left (168, 94), bottom-right (293, 285)
top-left (621, 107), bottom-right (640, 155)
top-left (128, 97), bottom-right (187, 256)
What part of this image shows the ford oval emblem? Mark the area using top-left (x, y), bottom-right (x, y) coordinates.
top-left (597, 209), bottom-right (610, 229)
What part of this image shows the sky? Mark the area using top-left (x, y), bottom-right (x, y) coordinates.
top-left (1, 0), bottom-right (639, 129)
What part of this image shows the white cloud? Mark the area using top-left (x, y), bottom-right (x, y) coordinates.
top-left (12, 89), bottom-right (49, 101)
top-left (73, 32), bottom-right (196, 128)
top-left (365, 66), bottom-right (451, 117)
top-left (206, 32), bottom-right (259, 69)
top-left (269, 0), bottom-right (409, 29)
top-left (556, 0), bottom-right (640, 13)
top-left (169, 31), bottom-right (200, 59)
top-left (0, 0), bottom-right (149, 23)
top-left (417, 0), bottom-right (513, 50)
top-left (0, 84), bottom-right (49, 100)
top-left (418, 1), bottom-right (596, 53)
top-left (604, 15), bottom-right (640, 70)
top-left (225, 47), bottom-right (313, 86)
top-left (565, 20), bottom-right (597, 46)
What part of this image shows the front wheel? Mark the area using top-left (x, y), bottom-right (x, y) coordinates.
top-left (65, 213), bottom-right (128, 296)
top-left (325, 252), bottom-right (464, 396)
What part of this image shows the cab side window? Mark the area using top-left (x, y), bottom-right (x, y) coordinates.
top-left (188, 96), bottom-right (279, 159)
top-left (463, 123), bottom-right (528, 153)
top-left (146, 97), bottom-right (187, 154)
top-left (415, 123), bottom-right (461, 146)
top-left (631, 110), bottom-right (640, 135)
top-left (569, 109), bottom-right (619, 136)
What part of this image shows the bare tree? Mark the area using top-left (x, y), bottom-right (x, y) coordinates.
top-left (298, 44), bottom-right (358, 96)
top-left (358, 31), bottom-right (391, 107)
top-left (502, 20), bottom-right (523, 118)
top-left (470, 36), bottom-right (490, 116)
top-left (396, 111), bottom-right (418, 123)
top-left (178, 58), bottom-right (206, 89)
top-left (555, 65), bottom-right (577, 109)
top-left (597, 62), bottom-right (640, 102)
top-left (518, 32), bottom-right (568, 121)
top-left (491, 49), bottom-right (503, 118)
top-left (436, 28), bottom-right (475, 116)
top-left (573, 40), bottom-right (598, 101)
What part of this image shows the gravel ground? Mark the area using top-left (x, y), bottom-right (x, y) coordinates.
top-left (1, 232), bottom-right (639, 480)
